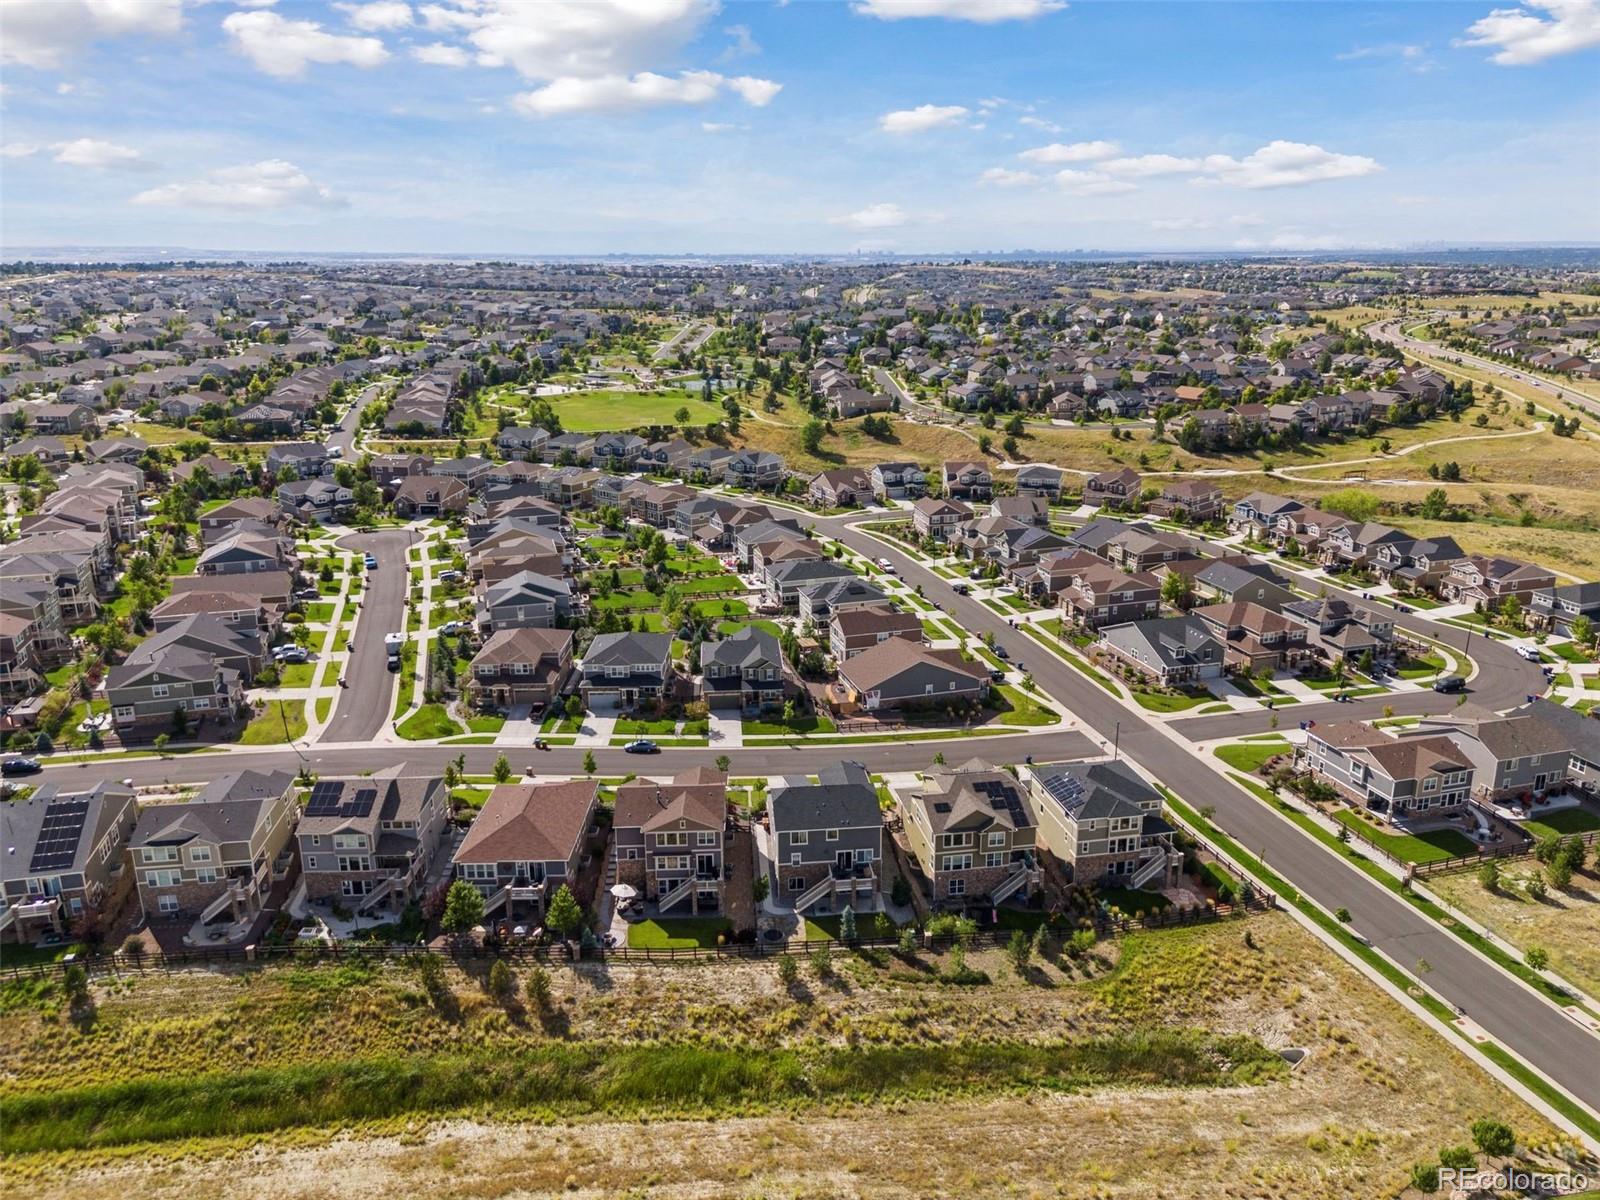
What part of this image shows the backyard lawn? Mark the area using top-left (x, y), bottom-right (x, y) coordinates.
top-left (1331, 809), bottom-right (1477, 864)
top-left (626, 917), bottom-right (733, 949)
top-left (239, 700), bottom-right (307, 745)
top-left (1522, 806), bottom-right (1600, 841)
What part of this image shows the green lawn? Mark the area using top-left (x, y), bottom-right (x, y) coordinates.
top-left (742, 714), bottom-right (836, 736)
top-left (1521, 806), bottom-right (1600, 840)
top-left (1331, 809), bottom-right (1477, 864)
top-left (1131, 687), bottom-right (1212, 713)
top-left (238, 701), bottom-right (307, 745)
top-left (1213, 740), bottom-right (1290, 773)
top-left (314, 697), bottom-right (331, 723)
top-left (1549, 641), bottom-right (1596, 664)
top-left (1394, 650), bottom-right (1446, 680)
top-left (626, 917), bottom-right (733, 949)
top-left (692, 598), bottom-right (748, 619)
top-left (466, 714), bottom-right (506, 733)
top-left (547, 389), bottom-right (724, 432)
top-left (615, 718), bottom-right (678, 735)
top-left (992, 684), bottom-right (1059, 726)
top-left (276, 662), bottom-right (314, 688)
top-left (302, 602), bottom-right (336, 623)
top-left (672, 573), bottom-right (743, 595)
top-left (397, 703), bottom-right (464, 741)
top-left (1096, 887), bottom-right (1172, 917)
top-left (716, 618), bottom-right (782, 638)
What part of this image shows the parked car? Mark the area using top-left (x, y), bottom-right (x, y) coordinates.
top-left (364, 554), bottom-right (378, 569)
top-left (952, 583), bottom-right (970, 596)
top-left (989, 668), bottom-right (1007, 682)
top-left (439, 569), bottom-right (463, 582)
top-left (387, 653), bottom-right (401, 672)
top-left (1516, 645), bottom-right (1542, 662)
top-left (440, 621), bottom-right (466, 635)
top-left (1433, 675), bottom-right (1467, 693)
top-left (993, 645), bottom-right (1010, 660)
top-left (623, 739), bottom-right (659, 754)
top-left (295, 587), bottom-right (321, 600)
top-left (273, 646), bottom-right (309, 663)
top-left (1, 757), bottom-right (42, 776)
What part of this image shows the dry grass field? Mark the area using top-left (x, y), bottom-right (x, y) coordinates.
top-left (1, 914), bottom-right (1578, 1200)
top-left (1430, 864), bottom-right (1600, 1002)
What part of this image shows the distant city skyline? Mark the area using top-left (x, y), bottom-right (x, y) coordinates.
top-left (2, 0), bottom-right (1597, 255)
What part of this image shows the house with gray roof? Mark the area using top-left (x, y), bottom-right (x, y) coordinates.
top-left (1025, 759), bottom-right (1180, 889)
top-left (1097, 616), bottom-right (1223, 687)
top-left (1, 780), bottom-right (138, 945)
top-left (581, 631), bottom-right (676, 710)
top-left (699, 625), bottom-right (791, 712)
top-left (767, 761), bottom-right (882, 914)
top-left (297, 767), bottom-right (451, 914)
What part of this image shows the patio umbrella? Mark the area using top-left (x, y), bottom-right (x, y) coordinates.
top-left (609, 883), bottom-right (638, 900)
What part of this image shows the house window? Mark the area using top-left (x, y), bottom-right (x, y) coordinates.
top-left (195, 868), bottom-right (218, 884)
top-left (151, 684), bottom-right (169, 698)
top-left (825, 830), bottom-right (839, 842)
top-left (791, 831), bottom-right (808, 846)
top-left (984, 852), bottom-right (1006, 868)
top-left (787, 875), bottom-right (805, 892)
top-left (140, 846), bottom-right (178, 864)
top-left (986, 832), bottom-right (1006, 848)
top-left (624, 847), bottom-right (639, 860)
top-left (789, 852), bottom-right (801, 866)
top-left (191, 697), bottom-right (210, 710)
top-left (157, 895), bottom-right (180, 914)
top-left (460, 862), bottom-right (496, 882)
top-left (189, 846), bottom-right (212, 863)
top-left (947, 878), bottom-right (966, 897)
top-left (696, 831), bottom-right (718, 847)
top-left (333, 834), bottom-right (365, 850)
top-left (113, 706), bottom-right (135, 719)
top-left (338, 856), bottom-right (371, 872)
top-left (145, 869), bottom-right (180, 887)
top-left (657, 832), bottom-right (687, 848)
top-left (855, 848), bottom-right (873, 864)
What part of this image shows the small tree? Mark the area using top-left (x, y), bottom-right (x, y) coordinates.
top-left (1526, 873), bottom-right (1548, 901)
top-left (1334, 907), bottom-right (1352, 923)
top-left (1438, 1145), bottom-right (1475, 1171)
top-left (838, 905), bottom-right (857, 941)
top-left (441, 880), bottom-right (485, 936)
top-left (487, 958), bottom-right (513, 999)
top-left (714, 754), bottom-right (731, 772)
top-left (545, 883), bottom-right (583, 940)
top-left (1006, 928), bottom-right (1032, 977)
top-left (1477, 859), bottom-right (1500, 892)
top-left (1525, 945), bottom-right (1550, 971)
top-left (582, 750), bottom-right (597, 775)
top-left (776, 953), bottom-right (800, 990)
top-left (1470, 1118), bottom-right (1515, 1158)
top-left (1547, 858), bottom-right (1573, 890)
top-left (153, 733), bottom-right (171, 756)
top-left (1408, 1162), bottom-right (1439, 1194)
top-left (492, 753), bottom-right (512, 783)
top-left (810, 943), bottom-right (833, 980)
top-left (565, 694), bottom-right (582, 719)
top-left (524, 964), bottom-right (552, 1011)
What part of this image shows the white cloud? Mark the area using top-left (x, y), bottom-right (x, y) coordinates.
top-left (1018, 115), bottom-right (1061, 132)
top-left (1198, 141), bottom-right (1381, 188)
top-left (726, 75), bottom-right (782, 106)
top-left (879, 103), bottom-right (969, 134)
top-left (130, 159), bottom-right (342, 210)
top-left (222, 11), bottom-right (389, 78)
top-left (1457, 0), bottom-right (1600, 63)
top-left (337, 2), bottom-right (413, 32)
top-left (512, 70), bottom-right (777, 116)
top-left (1018, 139), bottom-right (1118, 163)
top-left (0, 0), bottom-right (183, 70)
top-left (701, 121), bottom-right (737, 132)
top-left (1150, 217), bottom-right (1212, 231)
top-left (978, 166), bottom-right (1040, 187)
top-left (1, 143), bottom-right (44, 158)
top-left (420, 0), bottom-right (718, 79)
top-left (1054, 169), bottom-right (1136, 196)
top-left (854, 0), bottom-right (1065, 22)
top-left (829, 202), bottom-right (909, 229)
top-left (50, 137), bottom-right (148, 169)
top-left (720, 23), bottom-right (760, 59)
top-left (411, 42), bottom-right (470, 66)
top-left (1101, 154), bottom-right (1203, 177)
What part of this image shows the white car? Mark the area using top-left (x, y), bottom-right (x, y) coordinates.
top-left (876, 557), bottom-right (896, 573)
top-left (1516, 645), bottom-right (1542, 662)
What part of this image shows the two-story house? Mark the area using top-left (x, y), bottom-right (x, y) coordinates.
top-left (299, 769), bottom-right (451, 914)
top-left (1441, 556), bottom-right (1558, 608)
top-left (766, 761), bottom-right (882, 915)
top-left (453, 778), bottom-right (599, 926)
top-left (475, 570), bottom-right (574, 632)
top-left (581, 631), bottom-right (675, 710)
top-left (901, 759), bottom-right (1040, 907)
top-left (871, 461), bottom-right (928, 501)
top-left (1025, 759), bottom-right (1181, 889)
top-left (1529, 581), bottom-right (1600, 638)
top-left (829, 603), bottom-right (924, 661)
top-left (613, 767), bottom-right (729, 915)
top-left (105, 644), bottom-right (245, 739)
top-left (1057, 561), bottom-right (1161, 629)
top-left (1302, 721), bottom-right (1474, 821)
top-left (469, 627), bottom-right (574, 711)
top-left (1146, 479), bottom-right (1222, 524)
top-left (941, 460), bottom-right (992, 501)
top-left (1097, 616), bottom-right (1224, 687)
top-left (1084, 466), bottom-right (1142, 511)
top-left (699, 625), bottom-right (790, 712)
top-left (0, 781), bottom-right (138, 945)
top-left (725, 450), bottom-right (785, 490)
top-left (911, 496), bottom-right (972, 541)
top-left (128, 769), bottom-right (297, 930)
top-left (1281, 596), bottom-right (1394, 663)
top-left (1191, 600), bottom-right (1310, 674)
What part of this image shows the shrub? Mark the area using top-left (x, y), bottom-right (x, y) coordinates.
top-left (1006, 929), bottom-right (1032, 977)
top-left (897, 927), bottom-right (917, 957)
top-left (1477, 859), bottom-right (1499, 892)
top-left (1525, 946), bottom-right (1549, 971)
top-left (1471, 1118), bottom-right (1515, 1157)
top-left (487, 959), bottom-right (513, 999)
top-left (809, 944), bottom-right (833, 980)
top-left (1438, 1145), bottom-right (1475, 1170)
top-left (1409, 1162), bottom-right (1439, 1194)
top-left (776, 954), bottom-right (799, 990)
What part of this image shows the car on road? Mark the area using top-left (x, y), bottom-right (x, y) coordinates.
top-left (273, 646), bottom-right (309, 663)
top-left (1391, 602), bottom-right (1412, 614)
top-left (1516, 645), bottom-right (1543, 662)
top-left (364, 554), bottom-right (378, 569)
top-left (1433, 675), bottom-right (1467, 693)
top-left (1, 757), bottom-right (42, 776)
top-left (951, 583), bottom-right (970, 596)
top-left (623, 739), bottom-right (659, 754)
top-left (876, 557), bottom-right (896, 573)
top-left (993, 645), bottom-right (1010, 660)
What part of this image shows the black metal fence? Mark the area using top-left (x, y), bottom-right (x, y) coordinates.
top-left (0, 891), bottom-right (1273, 981)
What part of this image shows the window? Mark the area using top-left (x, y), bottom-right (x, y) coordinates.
top-left (195, 868), bottom-right (218, 884)
top-left (788, 875), bottom-right (805, 892)
top-left (512, 662), bottom-right (530, 675)
top-left (986, 831), bottom-right (1006, 847)
top-left (656, 832), bottom-right (687, 847)
top-left (151, 684), bottom-right (169, 698)
top-left (191, 697), bottom-right (210, 710)
top-left (140, 846), bottom-right (178, 864)
top-left (947, 878), bottom-right (966, 897)
top-left (333, 834), bottom-right (365, 850)
top-left (624, 847), bottom-right (639, 860)
top-left (789, 852), bottom-right (801, 867)
top-left (341, 880), bottom-right (373, 897)
top-left (791, 831), bottom-right (808, 846)
top-left (984, 852), bottom-right (1006, 868)
top-left (113, 705), bottom-right (134, 719)
top-left (338, 856), bottom-right (371, 872)
top-left (145, 869), bottom-right (180, 887)
top-left (855, 848), bottom-right (873, 864)
top-left (461, 862), bottom-right (496, 882)
top-left (940, 853), bottom-right (973, 872)
top-left (696, 831), bottom-right (718, 847)
top-left (188, 846), bottom-right (212, 863)
top-left (157, 895), bottom-right (180, 914)
top-left (825, 829), bottom-right (839, 842)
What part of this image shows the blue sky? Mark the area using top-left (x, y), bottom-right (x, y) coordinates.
top-left (1, 0), bottom-right (1596, 254)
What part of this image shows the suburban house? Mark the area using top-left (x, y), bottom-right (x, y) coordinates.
top-left (1372, 534), bottom-right (1466, 592)
top-left (0, 781), bottom-right (138, 945)
top-left (298, 769), bottom-right (451, 914)
top-left (581, 631), bottom-right (675, 709)
top-left (1441, 556), bottom-right (1558, 607)
top-left (941, 460), bottom-right (993, 501)
top-left (725, 450), bottom-right (785, 490)
top-left (1014, 463), bottom-right (1064, 499)
top-left (911, 496), bottom-right (972, 541)
top-left (197, 531), bottom-right (294, 576)
top-left (1281, 596), bottom-right (1394, 662)
top-left (766, 761), bottom-right (882, 915)
top-left (798, 576), bottom-right (890, 624)
top-left (105, 644), bottom-right (245, 739)
top-left (1530, 581), bottom-right (1600, 637)
top-left (1084, 467), bottom-right (1142, 511)
top-left (1302, 722), bottom-right (1474, 821)
top-left (871, 461), bottom-right (928, 501)
top-left (829, 603), bottom-right (923, 660)
top-left (394, 475), bottom-right (469, 517)
top-left (1192, 601), bottom-right (1311, 674)
top-left (128, 769), bottom-right (297, 929)
top-left (277, 477), bottom-right (353, 522)
top-left (833, 638), bottom-right (990, 712)
top-left (1146, 480), bottom-right (1222, 524)
top-left (468, 627), bottom-right (574, 710)
top-left (764, 557), bottom-right (859, 606)
top-left (452, 779), bottom-right (600, 926)
top-left (699, 625), bottom-right (791, 712)
top-left (1228, 491), bottom-right (1303, 539)
top-left (1097, 616), bottom-right (1224, 687)
top-left (901, 759), bottom-right (1040, 907)
top-left (1056, 560), bottom-right (1161, 629)
top-left (476, 570), bottom-right (574, 631)
top-left (808, 467), bottom-right (871, 508)
top-left (1192, 560), bottom-right (1298, 610)
top-left (496, 425), bottom-right (550, 461)
top-left (1024, 759), bottom-right (1181, 889)
top-left (1417, 713), bottom-right (1574, 807)
top-left (612, 768), bottom-right (729, 914)
top-left (265, 442), bottom-right (331, 479)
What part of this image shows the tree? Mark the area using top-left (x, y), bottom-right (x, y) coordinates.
top-left (838, 905), bottom-right (856, 941)
top-left (809, 943), bottom-right (833, 979)
top-left (1438, 1145), bottom-right (1475, 1171)
top-left (565, 694), bottom-right (582, 719)
top-left (1526, 945), bottom-right (1550, 971)
top-left (1006, 929), bottom-right (1032, 977)
top-left (492, 753), bottom-right (512, 783)
top-left (1160, 570), bottom-right (1194, 611)
top-left (800, 418), bottom-right (826, 455)
top-left (545, 883), bottom-right (583, 940)
top-left (1571, 613), bottom-right (1594, 647)
top-left (441, 880), bottom-right (485, 935)
top-left (777, 953), bottom-right (800, 990)
top-left (1408, 1162), bottom-right (1439, 1194)
top-left (582, 750), bottom-right (597, 775)
top-left (1547, 857), bottom-right (1573, 890)
top-left (1470, 1118), bottom-right (1515, 1157)
top-left (487, 958), bottom-right (513, 999)
top-left (524, 964), bottom-right (552, 1011)
top-left (1477, 859), bottom-right (1500, 892)
top-left (714, 754), bottom-right (731, 772)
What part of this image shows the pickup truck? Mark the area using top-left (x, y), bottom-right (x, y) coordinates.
top-left (384, 632), bottom-right (405, 653)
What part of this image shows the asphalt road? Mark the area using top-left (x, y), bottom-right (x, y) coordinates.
top-left (1369, 318), bottom-right (1600, 425)
top-left (323, 527), bottom-right (417, 743)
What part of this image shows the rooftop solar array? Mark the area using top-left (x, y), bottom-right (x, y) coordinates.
top-left (30, 799), bottom-right (90, 874)
top-left (1037, 769), bottom-right (1086, 816)
top-left (305, 781), bottom-right (378, 820)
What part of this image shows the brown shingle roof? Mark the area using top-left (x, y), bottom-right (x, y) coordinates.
top-left (455, 779), bottom-right (598, 866)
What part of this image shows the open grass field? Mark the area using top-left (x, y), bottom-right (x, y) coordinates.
top-left (1430, 861), bottom-right (1600, 1001)
top-left (237, 700), bottom-right (306, 746)
top-left (0, 913), bottom-right (1572, 1199)
top-left (545, 388), bottom-right (724, 432)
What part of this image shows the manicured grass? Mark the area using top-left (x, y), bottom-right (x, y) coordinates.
top-left (692, 598), bottom-right (749, 619)
top-left (1131, 687), bottom-right (1212, 713)
top-left (397, 703), bottom-right (465, 741)
top-left (672, 573), bottom-right (744, 595)
top-left (1330, 809), bottom-right (1477, 864)
top-left (1521, 806), bottom-right (1600, 840)
top-left (993, 684), bottom-right (1059, 726)
top-left (716, 618), bottom-right (782, 638)
top-left (1394, 651), bottom-right (1446, 680)
top-left (276, 662), bottom-right (315, 688)
top-left (466, 715), bottom-right (506, 734)
top-left (546, 388), bottom-right (724, 432)
top-left (238, 700), bottom-right (307, 745)
top-left (302, 602), bottom-right (336, 623)
top-left (314, 697), bottom-right (332, 723)
top-left (626, 917), bottom-right (733, 949)
top-left (1549, 641), bottom-right (1596, 664)
top-left (1096, 887), bottom-right (1172, 917)
top-left (1213, 740), bottom-right (1290, 774)
top-left (742, 714), bottom-right (836, 736)
top-left (615, 718), bottom-right (678, 735)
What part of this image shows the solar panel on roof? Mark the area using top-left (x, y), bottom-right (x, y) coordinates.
top-left (352, 787), bottom-right (377, 817)
top-left (29, 799), bottom-right (90, 873)
top-left (306, 780), bottom-right (343, 815)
